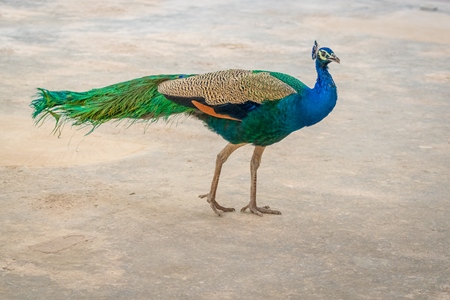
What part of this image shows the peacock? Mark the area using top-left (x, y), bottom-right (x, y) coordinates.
top-left (30, 41), bottom-right (340, 216)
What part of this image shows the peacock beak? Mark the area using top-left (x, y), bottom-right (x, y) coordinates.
top-left (329, 54), bottom-right (340, 64)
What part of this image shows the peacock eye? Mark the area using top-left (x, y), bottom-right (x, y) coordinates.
top-left (319, 50), bottom-right (327, 59)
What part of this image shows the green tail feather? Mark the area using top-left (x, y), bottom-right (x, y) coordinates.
top-left (31, 74), bottom-right (196, 132)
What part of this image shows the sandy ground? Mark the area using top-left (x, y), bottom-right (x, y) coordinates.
top-left (1, 0), bottom-right (450, 299)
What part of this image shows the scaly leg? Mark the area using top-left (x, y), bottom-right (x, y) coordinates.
top-left (199, 143), bottom-right (246, 216)
top-left (241, 146), bottom-right (281, 216)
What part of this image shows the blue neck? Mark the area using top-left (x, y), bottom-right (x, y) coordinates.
top-left (313, 60), bottom-right (336, 92)
top-left (283, 60), bottom-right (338, 131)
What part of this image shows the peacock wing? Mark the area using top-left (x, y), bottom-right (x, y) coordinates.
top-left (157, 69), bottom-right (296, 105)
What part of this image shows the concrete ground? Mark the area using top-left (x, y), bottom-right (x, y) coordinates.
top-left (1, 0), bottom-right (449, 299)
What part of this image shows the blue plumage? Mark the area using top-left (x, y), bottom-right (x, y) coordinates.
top-left (203, 48), bottom-right (339, 147)
top-left (197, 42), bottom-right (340, 216)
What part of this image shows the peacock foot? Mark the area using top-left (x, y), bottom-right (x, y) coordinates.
top-left (240, 204), bottom-right (282, 216)
top-left (198, 193), bottom-right (235, 216)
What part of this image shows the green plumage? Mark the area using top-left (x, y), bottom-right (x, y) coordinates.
top-left (31, 74), bottom-right (195, 132)
top-left (201, 100), bottom-right (293, 146)
top-left (30, 69), bottom-right (309, 144)
top-left (256, 71), bottom-right (308, 93)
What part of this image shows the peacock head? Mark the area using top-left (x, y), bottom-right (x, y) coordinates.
top-left (311, 41), bottom-right (340, 66)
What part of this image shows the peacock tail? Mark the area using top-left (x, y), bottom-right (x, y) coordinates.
top-left (31, 60), bottom-right (337, 146)
top-left (31, 74), bottom-right (196, 132)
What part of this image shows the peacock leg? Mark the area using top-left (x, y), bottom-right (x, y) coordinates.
top-left (199, 143), bottom-right (246, 216)
top-left (241, 146), bottom-right (282, 216)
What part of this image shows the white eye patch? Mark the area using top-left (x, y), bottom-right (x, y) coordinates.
top-left (318, 50), bottom-right (329, 60)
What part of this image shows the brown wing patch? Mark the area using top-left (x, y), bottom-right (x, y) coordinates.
top-left (191, 100), bottom-right (241, 121)
top-left (157, 69), bottom-right (295, 105)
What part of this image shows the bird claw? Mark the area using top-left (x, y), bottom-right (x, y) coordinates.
top-left (240, 204), bottom-right (281, 216)
top-left (198, 193), bottom-right (210, 202)
top-left (198, 193), bottom-right (235, 216)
